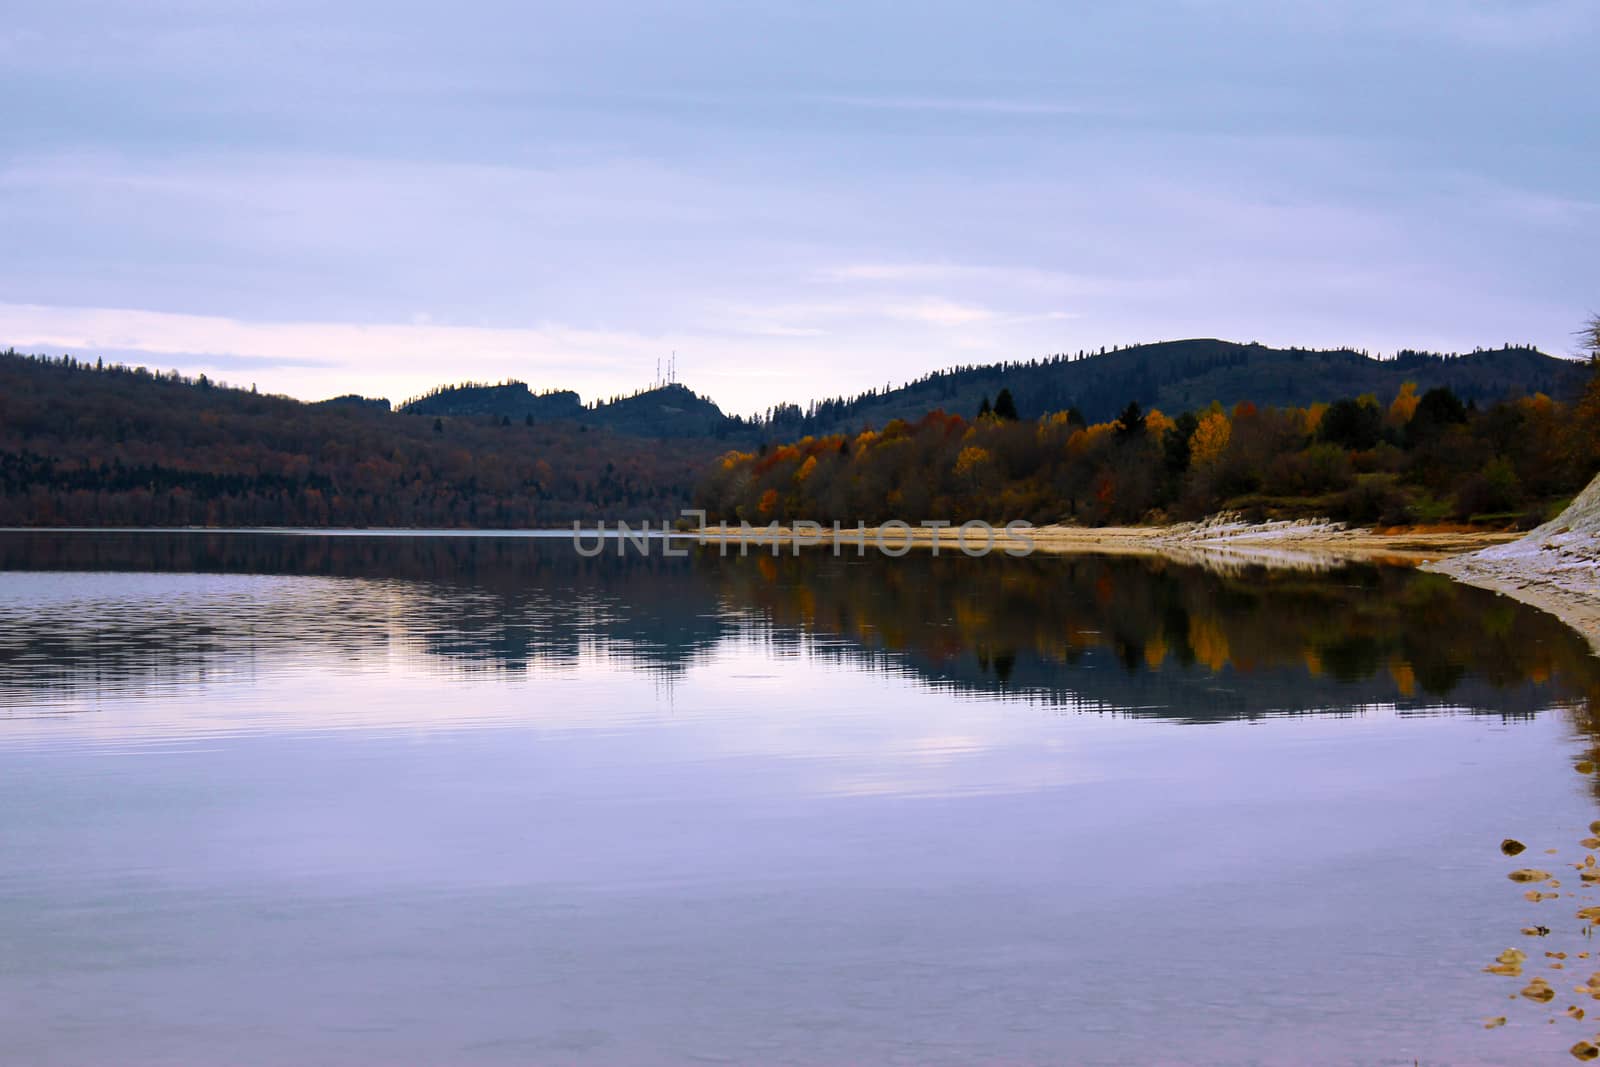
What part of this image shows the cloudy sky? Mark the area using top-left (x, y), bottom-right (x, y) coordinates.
top-left (2, 1), bottom-right (1595, 415)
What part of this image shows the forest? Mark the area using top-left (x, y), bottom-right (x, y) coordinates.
top-left (756, 338), bottom-right (1588, 434)
top-left (697, 330), bottom-right (1600, 530)
top-left (0, 350), bottom-right (715, 527)
top-left (3, 330), bottom-right (1596, 531)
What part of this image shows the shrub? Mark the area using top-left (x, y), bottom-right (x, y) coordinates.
top-left (1454, 457), bottom-right (1523, 519)
top-left (1336, 474), bottom-right (1413, 526)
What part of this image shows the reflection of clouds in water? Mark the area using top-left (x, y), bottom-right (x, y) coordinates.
top-left (0, 533), bottom-right (1596, 741)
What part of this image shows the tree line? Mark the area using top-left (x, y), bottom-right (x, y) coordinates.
top-left (0, 349), bottom-right (714, 527)
top-left (697, 327), bottom-right (1600, 529)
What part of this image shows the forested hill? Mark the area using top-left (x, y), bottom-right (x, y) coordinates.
top-left (0, 351), bottom-right (716, 528)
top-left (770, 340), bottom-right (1586, 434)
top-left (341, 340), bottom-right (1583, 441)
top-left (402, 381), bottom-right (743, 439)
top-left (0, 336), bottom-right (1585, 528)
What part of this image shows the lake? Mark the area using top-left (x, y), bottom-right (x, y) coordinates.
top-left (3, 530), bottom-right (1600, 1065)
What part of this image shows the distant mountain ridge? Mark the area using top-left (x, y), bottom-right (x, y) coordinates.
top-left (0, 338), bottom-right (1588, 528)
top-left (394, 340), bottom-right (1585, 438)
top-left (315, 393), bottom-right (392, 412)
top-left (766, 339), bottom-right (1587, 434)
top-left (0, 349), bottom-right (717, 528)
top-left (401, 382), bottom-right (582, 420)
top-left (400, 381), bottom-right (739, 438)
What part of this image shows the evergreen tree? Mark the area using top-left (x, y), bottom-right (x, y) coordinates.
top-left (993, 388), bottom-right (1019, 421)
top-left (1407, 387), bottom-right (1468, 447)
top-left (1319, 398), bottom-right (1383, 450)
top-left (1114, 401), bottom-right (1146, 438)
top-left (978, 395), bottom-right (992, 418)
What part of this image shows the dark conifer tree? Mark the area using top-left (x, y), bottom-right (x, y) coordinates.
top-left (1114, 401), bottom-right (1146, 438)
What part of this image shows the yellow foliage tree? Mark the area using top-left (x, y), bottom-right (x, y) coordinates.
top-left (1387, 381), bottom-right (1419, 426)
top-left (1189, 410), bottom-right (1232, 467)
top-left (1518, 392), bottom-right (1554, 418)
top-left (1306, 402), bottom-right (1329, 434)
top-left (954, 445), bottom-right (992, 478)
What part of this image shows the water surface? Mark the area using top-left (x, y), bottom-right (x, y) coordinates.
top-left (3, 531), bottom-right (1599, 1065)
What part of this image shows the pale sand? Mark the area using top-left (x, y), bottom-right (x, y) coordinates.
top-left (695, 518), bottom-right (1516, 566)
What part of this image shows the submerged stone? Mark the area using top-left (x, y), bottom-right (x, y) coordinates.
top-left (1524, 977), bottom-right (1557, 1002)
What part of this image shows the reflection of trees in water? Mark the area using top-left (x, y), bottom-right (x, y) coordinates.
top-left (0, 532), bottom-right (1596, 722)
top-left (713, 551), bottom-right (1600, 721)
top-left (0, 534), bottom-right (730, 708)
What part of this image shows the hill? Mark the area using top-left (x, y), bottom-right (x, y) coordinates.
top-left (0, 350), bottom-right (715, 528)
top-left (401, 382), bottom-right (744, 439)
top-left (315, 394), bottom-right (392, 412)
top-left (587, 383), bottom-right (738, 438)
top-left (401, 382), bottom-right (584, 421)
top-left (381, 340), bottom-right (1581, 442)
top-left (1, 336), bottom-right (1588, 529)
top-left (771, 340), bottom-right (1586, 433)
top-left (702, 355), bottom-right (1600, 530)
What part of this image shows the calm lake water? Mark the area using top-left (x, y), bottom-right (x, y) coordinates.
top-left (4, 531), bottom-right (1600, 1066)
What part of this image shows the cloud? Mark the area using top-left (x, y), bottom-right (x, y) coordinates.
top-left (23, 346), bottom-right (339, 373)
top-left (1178, 0), bottom-right (1598, 48)
top-left (822, 262), bottom-right (1108, 294)
top-left (885, 299), bottom-right (995, 327)
top-left (2, 1), bottom-right (1593, 415)
top-left (811, 94), bottom-right (1109, 117)
top-left (0, 300), bottom-right (1069, 416)
top-left (0, 302), bottom-right (649, 396)
top-left (1369, 0), bottom-right (1598, 46)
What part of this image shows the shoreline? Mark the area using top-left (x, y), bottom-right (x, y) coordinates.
top-left (1425, 562), bottom-right (1600, 658)
top-left (1422, 476), bottom-right (1600, 656)
top-left (5, 516), bottom-right (1594, 655)
top-left (693, 518), bottom-right (1519, 564)
top-left (701, 513), bottom-right (1600, 655)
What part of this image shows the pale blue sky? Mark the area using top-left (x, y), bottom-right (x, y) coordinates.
top-left (2, 1), bottom-right (1595, 413)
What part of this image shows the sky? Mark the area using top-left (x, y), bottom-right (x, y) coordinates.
top-left (2, 1), bottom-right (1595, 416)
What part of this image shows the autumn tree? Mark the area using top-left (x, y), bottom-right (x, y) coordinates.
top-left (1189, 409), bottom-right (1231, 467)
top-left (1387, 381), bottom-right (1419, 427)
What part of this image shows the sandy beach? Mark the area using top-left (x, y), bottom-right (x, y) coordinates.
top-left (695, 517), bottom-right (1518, 564)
